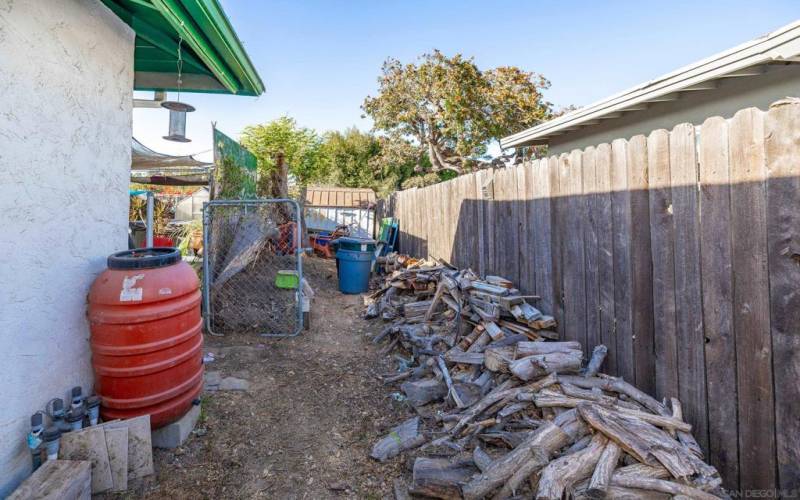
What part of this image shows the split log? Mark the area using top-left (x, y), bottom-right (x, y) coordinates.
top-left (462, 421), bottom-right (571, 500)
top-left (483, 322), bottom-right (505, 341)
top-left (437, 356), bottom-right (465, 407)
top-left (576, 404), bottom-right (655, 465)
top-left (536, 433), bottom-right (609, 500)
top-left (670, 397), bottom-right (703, 458)
top-left (609, 476), bottom-right (721, 500)
top-left (492, 410), bottom-right (590, 499)
top-left (470, 281), bottom-right (510, 296)
top-left (564, 435), bottom-right (593, 455)
top-left (497, 319), bottom-right (544, 340)
top-left (467, 331), bottom-right (492, 354)
top-left (410, 457), bottom-right (477, 499)
top-left (554, 408), bottom-right (591, 441)
top-left (370, 417), bottom-right (425, 462)
top-left (509, 352), bottom-right (582, 380)
top-left (578, 404), bottom-right (700, 480)
top-left (515, 372), bottom-right (559, 401)
top-left (450, 380), bottom-right (520, 435)
top-left (605, 486), bottom-right (671, 499)
top-left (453, 381), bottom-right (483, 408)
top-left (497, 402), bottom-right (530, 418)
top-left (516, 341), bottom-right (582, 355)
top-left (612, 463), bottom-right (671, 480)
top-left (583, 344), bottom-right (608, 377)
top-left (533, 391), bottom-right (692, 432)
top-left (445, 350), bottom-right (485, 365)
top-left (424, 281), bottom-right (447, 321)
top-left (558, 375), bottom-right (665, 415)
top-left (529, 315), bottom-right (557, 330)
top-left (401, 378), bottom-right (447, 407)
top-left (473, 446), bottom-right (492, 472)
top-left (586, 441), bottom-right (622, 498)
top-left (458, 326), bottom-right (486, 351)
top-left (559, 383), bottom-right (642, 411)
top-left (484, 346), bottom-right (515, 372)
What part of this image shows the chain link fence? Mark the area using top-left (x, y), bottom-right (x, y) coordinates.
top-left (203, 199), bottom-right (303, 337)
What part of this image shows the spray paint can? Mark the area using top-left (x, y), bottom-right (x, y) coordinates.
top-left (27, 412), bottom-right (44, 471)
top-left (70, 386), bottom-right (83, 410)
top-left (66, 407), bottom-right (84, 432)
top-left (85, 396), bottom-right (101, 426)
top-left (42, 427), bottom-right (61, 461)
top-left (49, 398), bottom-right (71, 433)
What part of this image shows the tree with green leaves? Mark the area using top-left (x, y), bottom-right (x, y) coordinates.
top-left (319, 128), bottom-right (381, 189)
top-left (363, 51), bottom-right (552, 173)
top-left (240, 116), bottom-right (323, 190)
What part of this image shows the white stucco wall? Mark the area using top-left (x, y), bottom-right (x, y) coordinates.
top-left (0, 0), bottom-right (134, 494)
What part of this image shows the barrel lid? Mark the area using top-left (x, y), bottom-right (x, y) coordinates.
top-left (107, 247), bottom-right (181, 270)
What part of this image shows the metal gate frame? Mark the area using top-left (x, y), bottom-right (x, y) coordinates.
top-left (202, 198), bottom-right (304, 337)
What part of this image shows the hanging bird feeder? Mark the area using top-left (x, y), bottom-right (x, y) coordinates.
top-left (162, 38), bottom-right (195, 143)
top-left (161, 100), bottom-right (195, 142)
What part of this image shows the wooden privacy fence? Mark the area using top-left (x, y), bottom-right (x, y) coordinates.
top-left (380, 99), bottom-right (800, 493)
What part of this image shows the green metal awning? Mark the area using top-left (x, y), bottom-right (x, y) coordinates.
top-left (102, 0), bottom-right (264, 96)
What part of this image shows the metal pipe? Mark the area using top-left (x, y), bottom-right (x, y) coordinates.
top-left (202, 202), bottom-right (213, 334)
top-left (146, 191), bottom-right (154, 247)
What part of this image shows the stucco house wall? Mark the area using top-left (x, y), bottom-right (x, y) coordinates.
top-left (547, 64), bottom-right (800, 155)
top-left (0, 0), bottom-right (134, 494)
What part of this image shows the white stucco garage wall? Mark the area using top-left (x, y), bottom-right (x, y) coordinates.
top-left (0, 0), bottom-right (134, 494)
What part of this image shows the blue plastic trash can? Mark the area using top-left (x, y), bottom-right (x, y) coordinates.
top-left (335, 247), bottom-right (374, 294)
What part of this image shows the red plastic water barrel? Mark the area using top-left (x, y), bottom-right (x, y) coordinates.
top-left (88, 248), bottom-right (203, 428)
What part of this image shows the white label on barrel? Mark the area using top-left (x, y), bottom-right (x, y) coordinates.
top-left (158, 288), bottom-right (172, 295)
top-left (120, 274), bottom-right (144, 302)
top-left (361, 244), bottom-right (366, 251)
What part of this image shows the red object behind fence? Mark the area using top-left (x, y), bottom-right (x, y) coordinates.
top-left (88, 248), bottom-right (203, 428)
top-left (139, 235), bottom-right (174, 248)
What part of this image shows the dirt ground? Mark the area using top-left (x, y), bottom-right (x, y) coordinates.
top-left (121, 257), bottom-right (414, 499)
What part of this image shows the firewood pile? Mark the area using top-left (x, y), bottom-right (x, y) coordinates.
top-left (364, 255), bottom-right (725, 500)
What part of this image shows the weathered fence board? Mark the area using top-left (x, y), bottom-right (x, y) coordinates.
top-left (593, 144), bottom-right (617, 376)
top-left (610, 139), bottom-right (636, 384)
top-left (698, 116), bottom-right (739, 486)
top-left (381, 99), bottom-right (800, 491)
top-left (582, 147), bottom-right (601, 356)
top-left (563, 150), bottom-right (588, 355)
top-left (765, 99), bottom-right (800, 491)
top-left (548, 155), bottom-right (565, 331)
top-left (516, 164), bottom-right (533, 295)
top-left (729, 107), bottom-right (775, 491)
top-left (668, 122), bottom-right (709, 456)
top-left (647, 129), bottom-right (678, 402)
top-left (531, 158), bottom-right (555, 315)
top-left (627, 135), bottom-right (655, 396)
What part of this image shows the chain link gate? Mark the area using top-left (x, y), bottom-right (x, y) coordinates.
top-left (202, 199), bottom-right (304, 337)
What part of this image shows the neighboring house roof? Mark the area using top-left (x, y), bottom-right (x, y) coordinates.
top-left (304, 187), bottom-right (376, 208)
top-left (501, 20), bottom-right (800, 148)
top-left (102, 0), bottom-right (265, 96)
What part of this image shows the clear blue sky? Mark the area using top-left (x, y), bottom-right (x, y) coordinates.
top-left (133, 0), bottom-right (799, 160)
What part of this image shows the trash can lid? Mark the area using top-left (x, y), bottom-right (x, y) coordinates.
top-left (332, 237), bottom-right (377, 245)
